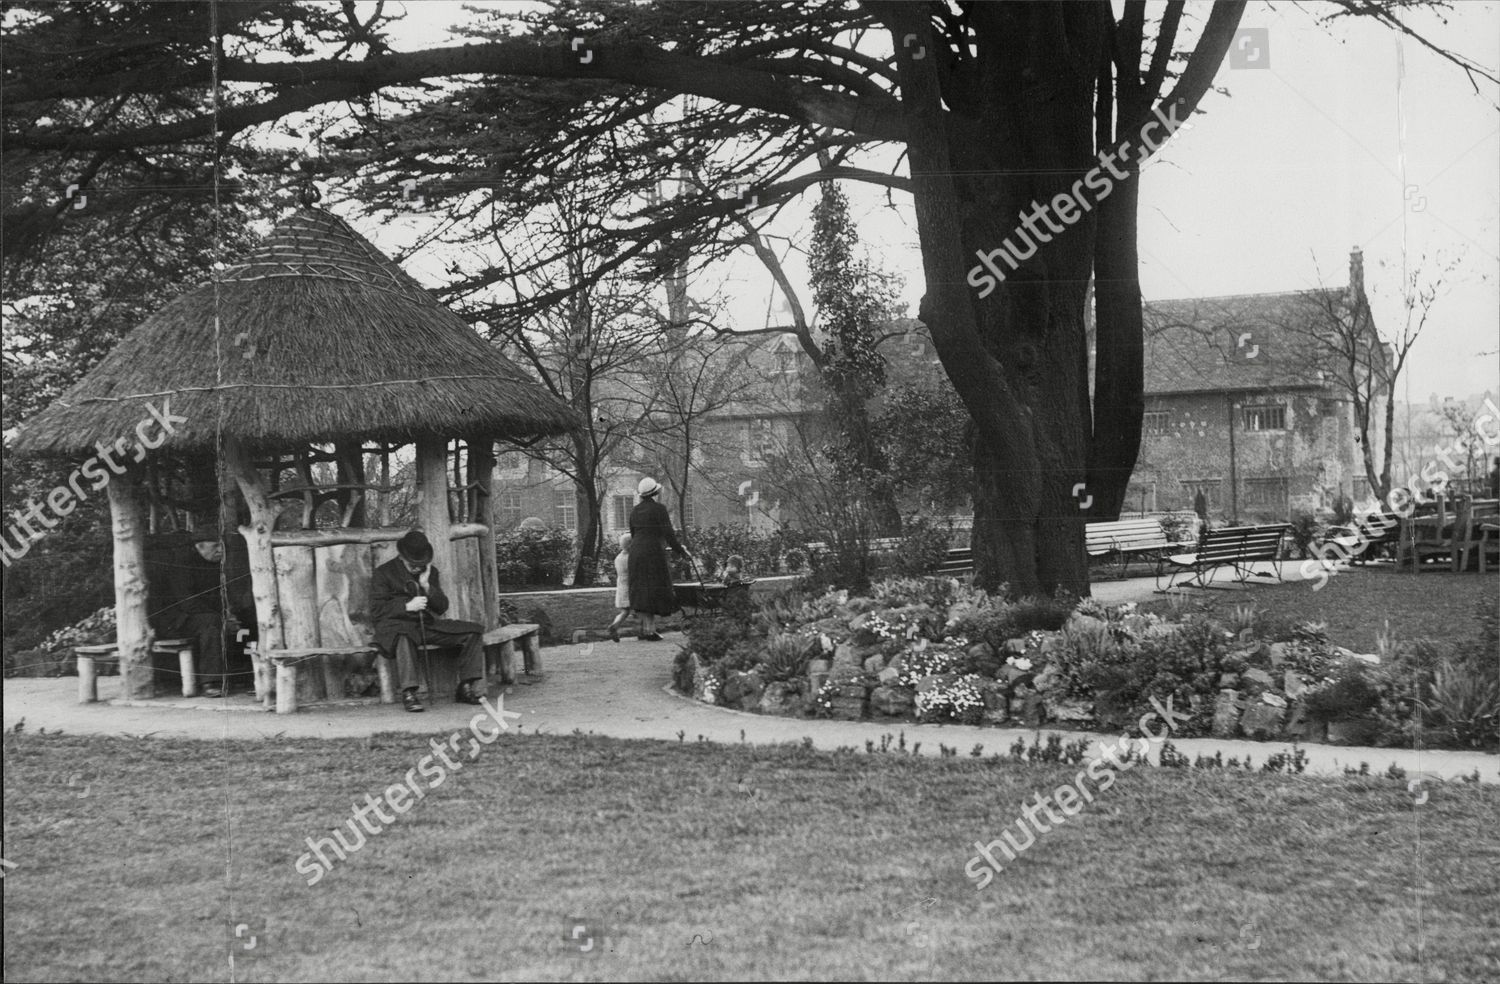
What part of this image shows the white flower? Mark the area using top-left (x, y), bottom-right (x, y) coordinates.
top-left (820, 633), bottom-right (833, 653)
top-left (1006, 656), bottom-right (1033, 671)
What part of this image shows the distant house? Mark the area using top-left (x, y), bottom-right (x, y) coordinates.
top-left (1130, 249), bottom-right (1387, 522)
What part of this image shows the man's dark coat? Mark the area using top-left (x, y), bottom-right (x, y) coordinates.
top-left (371, 557), bottom-right (481, 657)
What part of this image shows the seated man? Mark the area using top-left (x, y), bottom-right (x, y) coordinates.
top-left (372, 530), bottom-right (486, 713)
top-left (160, 527), bottom-right (253, 698)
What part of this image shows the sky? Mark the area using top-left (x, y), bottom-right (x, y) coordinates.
top-left (353, 0), bottom-right (1499, 404)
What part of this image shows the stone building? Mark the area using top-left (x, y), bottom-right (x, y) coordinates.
top-left (1128, 250), bottom-right (1387, 523)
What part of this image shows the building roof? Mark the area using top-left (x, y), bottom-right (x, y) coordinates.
top-left (12, 208), bottom-right (581, 457)
top-left (1142, 289), bottom-right (1346, 396)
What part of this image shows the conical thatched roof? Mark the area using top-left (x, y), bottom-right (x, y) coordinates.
top-left (12, 208), bottom-right (580, 456)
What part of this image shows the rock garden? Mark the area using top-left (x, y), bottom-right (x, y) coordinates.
top-left (672, 575), bottom-right (1499, 750)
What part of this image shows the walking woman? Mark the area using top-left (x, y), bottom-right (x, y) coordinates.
top-left (627, 477), bottom-right (691, 641)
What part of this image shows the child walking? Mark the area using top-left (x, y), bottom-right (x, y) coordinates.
top-left (607, 532), bottom-right (632, 643)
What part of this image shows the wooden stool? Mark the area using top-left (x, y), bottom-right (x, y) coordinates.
top-left (75, 638), bottom-right (197, 702)
top-left (75, 644), bottom-right (119, 704)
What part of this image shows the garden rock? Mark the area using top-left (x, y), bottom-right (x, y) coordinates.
top-left (1239, 702), bottom-right (1285, 739)
top-left (1010, 691), bottom-right (1046, 726)
top-left (1268, 643), bottom-right (1288, 668)
top-left (690, 655), bottom-right (717, 704)
top-left (864, 655), bottom-right (886, 675)
top-left (877, 666), bottom-right (899, 684)
top-left (870, 685), bottom-right (915, 716)
top-left (1044, 695), bottom-right (1094, 723)
top-left (1243, 667), bottom-right (1276, 689)
top-left (831, 642), bottom-right (861, 671)
top-left (1218, 673), bottom-right (1240, 689)
top-left (807, 658), bottom-right (831, 695)
top-left (1284, 703), bottom-right (1325, 742)
top-left (723, 670), bottom-right (765, 708)
top-left (1284, 670), bottom-right (1308, 699)
top-left (914, 673), bottom-right (957, 695)
top-left (965, 642), bottom-right (1003, 677)
top-left (1212, 690), bottom-right (1243, 738)
top-left (978, 683), bottom-right (1009, 725)
top-left (759, 682), bottom-right (800, 716)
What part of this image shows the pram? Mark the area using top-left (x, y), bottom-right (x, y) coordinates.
top-left (674, 557), bottom-right (756, 620)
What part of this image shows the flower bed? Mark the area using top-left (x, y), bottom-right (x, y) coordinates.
top-left (671, 576), bottom-right (1499, 751)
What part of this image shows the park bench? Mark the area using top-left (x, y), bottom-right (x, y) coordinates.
top-left (258, 623), bottom-right (541, 714)
top-left (1156, 523), bottom-right (1291, 591)
top-left (1324, 511), bottom-right (1402, 565)
top-left (74, 638), bottom-right (198, 703)
top-left (1086, 518), bottom-right (1174, 577)
top-left (936, 547), bottom-right (973, 576)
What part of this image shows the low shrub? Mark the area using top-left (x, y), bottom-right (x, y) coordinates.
top-left (890, 515), bottom-right (952, 577)
top-left (494, 525), bottom-right (574, 585)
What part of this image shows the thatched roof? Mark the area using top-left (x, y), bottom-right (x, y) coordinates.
top-left (12, 208), bottom-right (580, 457)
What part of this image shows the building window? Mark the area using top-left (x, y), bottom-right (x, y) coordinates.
top-left (1143, 411), bottom-right (1169, 436)
top-left (554, 491), bottom-right (576, 530)
top-left (1241, 404), bottom-right (1286, 431)
top-left (746, 418), bottom-right (776, 460)
top-left (1244, 477), bottom-right (1289, 514)
top-left (497, 451), bottom-right (526, 474)
top-left (498, 491), bottom-right (523, 527)
top-left (1181, 479), bottom-right (1221, 511)
top-left (612, 494), bottom-right (633, 530)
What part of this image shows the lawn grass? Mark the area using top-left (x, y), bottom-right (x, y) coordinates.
top-left (1139, 565), bottom-right (1497, 652)
top-left (4, 727), bottom-right (1498, 982)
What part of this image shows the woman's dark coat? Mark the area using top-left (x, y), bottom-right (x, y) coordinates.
top-left (627, 498), bottom-right (687, 616)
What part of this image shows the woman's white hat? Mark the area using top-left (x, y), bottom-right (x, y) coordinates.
top-left (637, 477), bottom-right (662, 497)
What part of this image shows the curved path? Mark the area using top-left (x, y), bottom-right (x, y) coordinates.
top-left (4, 564), bottom-right (1494, 783)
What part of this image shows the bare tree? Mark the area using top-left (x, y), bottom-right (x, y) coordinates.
top-left (1273, 253), bottom-right (1459, 503)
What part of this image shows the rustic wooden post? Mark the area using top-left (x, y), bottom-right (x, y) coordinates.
top-left (106, 472), bottom-right (155, 700)
top-left (471, 437), bottom-right (500, 629)
top-left (335, 441), bottom-right (367, 528)
top-left (414, 434), bottom-right (456, 589)
top-left (224, 435), bottom-right (285, 653)
top-left (276, 545), bottom-right (327, 702)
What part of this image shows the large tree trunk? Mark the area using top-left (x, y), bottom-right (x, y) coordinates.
top-left (893, 3), bottom-right (1104, 597)
top-left (1089, 176), bottom-right (1144, 521)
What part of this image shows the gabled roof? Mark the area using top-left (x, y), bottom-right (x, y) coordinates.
top-left (1142, 289), bottom-right (1345, 395)
top-left (13, 208), bottom-right (581, 456)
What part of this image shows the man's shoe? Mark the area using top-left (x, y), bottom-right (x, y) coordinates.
top-left (641, 633), bottom-right (663, 642)
top-left (607, 625), bottom-right (620, 643)
top-left (455, 681), bottom-right (483, 705)
top-left (403, 691), bottom-right (425, 713)
top-left (202, 687), bottom-right (224, 698)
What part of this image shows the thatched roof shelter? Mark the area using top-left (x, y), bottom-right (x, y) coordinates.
top-left (11, 206), bottom-right (579, 705)
top-left (13, 207), bottom-right (578, 456)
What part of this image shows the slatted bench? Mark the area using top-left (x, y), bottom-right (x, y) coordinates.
top-left (1325, 511), bottom-right (1401, 565)
top-left (1157, 524), bottom-right (1291, 591)
top-left (75, 638), bottom-right (197, 703)
top-left (1086, 518), bottom-right (1174, 577)
top-left (936, 547), bottom-right (973, 576)
top-left (260, 624), bottom-right (541, 714)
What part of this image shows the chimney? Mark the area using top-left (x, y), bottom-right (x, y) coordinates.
top-left (1348, 246), bottom-right (1364, 303)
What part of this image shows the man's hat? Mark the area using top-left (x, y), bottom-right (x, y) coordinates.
top-left (396, 530), bottom-right (434, 564)
top-left (191, 525), bottom-right (220, 544)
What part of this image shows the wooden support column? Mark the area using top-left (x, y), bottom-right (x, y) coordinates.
top-left (414, 434), bottom-right (456, 588)
top-left (335, 441), bottom-right (367, 528)
top-left (470, 437), bottom-right (500, 629)
top-left (107, 471), bottom-right (156, 700)
top-left (224, 435), bottom-right (286, 653)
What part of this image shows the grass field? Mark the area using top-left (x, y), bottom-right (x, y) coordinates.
top-left (3, 727), bottom-right (1498, 982)
top-left (1139, 565), bottom-right (1497, 651)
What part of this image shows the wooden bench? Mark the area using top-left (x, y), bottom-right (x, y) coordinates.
top-left (260, 624), bottom-right (541, 714)
top-left (935, 547), bottom-right (973, 576)
top-left (1086, 518), bottom-right (1174, 576)
top-left (1324, 511), bottom-right (1401, 565)
top-left (1156, 524), bottom-right (1291, 591)
top-left (75, 638), bottom-right (197, 703)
